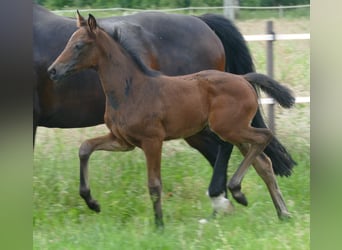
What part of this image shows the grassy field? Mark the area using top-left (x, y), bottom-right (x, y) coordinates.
top-left (33, 17), bottom-right (310, 250)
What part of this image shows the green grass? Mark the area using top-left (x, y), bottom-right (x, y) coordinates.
top-left (33, 130), bottom-right (309, 249)
top-left (33, 17), bottom-right (310, 249)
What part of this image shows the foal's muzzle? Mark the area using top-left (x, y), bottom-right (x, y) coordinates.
top-left (47, 64), bottom-right (68, 81)
top-left (47, 67), bottom-right (57, 80)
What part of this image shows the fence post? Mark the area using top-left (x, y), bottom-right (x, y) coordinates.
top-left (223, 0), bottom-right (235, 20)
top-left (266, 20), bottom-right (275, 133)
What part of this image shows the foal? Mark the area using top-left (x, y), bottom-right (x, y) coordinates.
top-left (48, 12), bottom-right (294, 227)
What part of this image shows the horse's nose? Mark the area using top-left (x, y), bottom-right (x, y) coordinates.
top-left (47, 66), bottom-right (58, 80)
top-left (48, 67), bottom-right (56, 77)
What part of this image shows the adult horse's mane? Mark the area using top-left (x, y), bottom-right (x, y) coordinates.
top-left (110, 26), bottom-right (161, 77)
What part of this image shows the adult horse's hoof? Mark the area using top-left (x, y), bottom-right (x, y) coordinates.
top-left (210, 193), bottom-right (235, 214)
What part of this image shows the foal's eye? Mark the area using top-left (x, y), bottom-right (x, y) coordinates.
top-left (74, 43), bottom-right (84, 50)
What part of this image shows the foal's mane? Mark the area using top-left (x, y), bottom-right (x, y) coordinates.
top-left (108, 27), bottom-right (161, 77)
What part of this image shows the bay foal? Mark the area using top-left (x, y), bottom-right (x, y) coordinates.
top-left (48, 12), bottom-right (294, 227)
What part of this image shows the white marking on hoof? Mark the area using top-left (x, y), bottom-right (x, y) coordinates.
top-left (210, 192), bottom-right (234, 214)
top-left (198, 218), bottom-right (208, 224)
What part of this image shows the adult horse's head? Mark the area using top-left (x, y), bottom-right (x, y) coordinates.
top-left (48, 11), bottom-right (99, 81)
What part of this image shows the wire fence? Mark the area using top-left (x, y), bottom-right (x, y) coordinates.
top-left (52, 4), bottom-right (310, 13)
top-left (52, 4), bottom-right (310, 19)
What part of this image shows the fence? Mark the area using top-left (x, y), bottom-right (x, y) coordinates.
top-left (243, 20), bottom-right (310, 133)
top-left (52, 4), bottom-right (310, 19)
top-left (52, 4), bottom-right (310, 14)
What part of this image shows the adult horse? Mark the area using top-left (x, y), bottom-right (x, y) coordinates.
top-left (33, 4), bottom-right (295, 212)
top-left (48, 12), bottom-right (294, 227)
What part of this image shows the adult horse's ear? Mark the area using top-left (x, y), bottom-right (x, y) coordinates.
top-left (76, 10), bottom-right (86, 27)
top-left (88, 14), bottom-right (98, 33)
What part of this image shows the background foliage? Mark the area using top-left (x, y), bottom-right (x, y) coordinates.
top-left (35, 0), bottom-right (310, 9)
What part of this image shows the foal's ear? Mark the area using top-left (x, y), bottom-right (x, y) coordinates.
top-left (88, 14), bottom-right (98, 33)
top-left (76, 10), bottom-right (86, 27)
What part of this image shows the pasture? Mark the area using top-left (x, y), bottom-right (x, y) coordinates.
top-left (33, 17), bottom-right (309, 249)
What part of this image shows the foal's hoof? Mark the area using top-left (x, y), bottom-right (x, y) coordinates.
top-left (87, 200), bottom-right (101, 213)
top-left (80, 189), bottom-right (100, 212)
top-left (278, 211), bottom-right (292, 221)
top-left (228, 184), bottom-right (248, 206)
top-left (155, 220), bottom-right (164, 232)
top-left (232, 192), bottom-right (248, 206)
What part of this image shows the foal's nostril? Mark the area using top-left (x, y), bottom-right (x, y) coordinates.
top-left (49, 68), bottom-right (56, 76)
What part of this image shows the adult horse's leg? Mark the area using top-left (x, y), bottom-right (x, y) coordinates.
top-left (195, 14), bottom-right (259, 211)
top-left (78, 133), bottom-right (134, 212)
top-left (184, 128), bottom-right (219, 168)
top-left (232, 143), bottom-right (291, 219)
top-left (208, 143), bottom-right (235, 214)
top-left (185, 129), bottom-right (235, 213)
top-left (141, 139), bottom-right (164, 228)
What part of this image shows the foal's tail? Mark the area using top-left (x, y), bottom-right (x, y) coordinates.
top-left (244, 72), bottom-right (295, 109)
top-left (244, 72), bottom-right (297, 177)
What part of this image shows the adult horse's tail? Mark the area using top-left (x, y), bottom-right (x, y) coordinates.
top-left (198, 14), bottom-right (296, 177)
top-left (197, 14), bottom-right (255, 74)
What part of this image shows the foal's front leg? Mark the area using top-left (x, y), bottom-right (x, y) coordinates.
top-left (141, 139), bottom-right (164, 228)
top-left (78, 133), bottom-right (134, 212)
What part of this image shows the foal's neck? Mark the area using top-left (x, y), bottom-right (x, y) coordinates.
top-left (96, 30), bottom-right (148, 94)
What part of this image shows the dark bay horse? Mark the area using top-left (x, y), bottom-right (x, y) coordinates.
top-left (48, 13), bottom-right (294, 227)
top-left (34, 4), bottom-right (295, 213)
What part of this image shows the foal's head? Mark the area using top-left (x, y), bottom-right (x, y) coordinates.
top-left (48, 11), bottom-right (101, 81)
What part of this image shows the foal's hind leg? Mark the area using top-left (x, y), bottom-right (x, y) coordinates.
top-left (225, 128), bottom-right (273, 206)
top-left (231, 144), bottom-right (291, 219)
top-left (251, 152), bottom-right (291, 219)
top-left (78, 133), bottom-right (134, 212)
